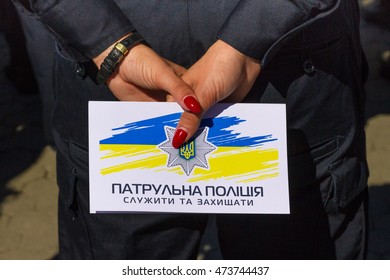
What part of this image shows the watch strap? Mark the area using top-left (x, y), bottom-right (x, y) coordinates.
top-left (96, 32), bottom-right (145, 85)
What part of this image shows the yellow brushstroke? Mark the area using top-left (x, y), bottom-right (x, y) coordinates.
top-left (100, 144), bottom-right (169, 175)
top-left (99, 144), bottom-right (279, 182)
top-left (190, 147), bottom-right (279, 183)
top-left (100, 144), bottom-right (156, 159)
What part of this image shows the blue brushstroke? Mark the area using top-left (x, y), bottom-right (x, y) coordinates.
top-left (100, 113), bottom-right (277, 147)
top-left (100, 113), bottom-right (181, 145)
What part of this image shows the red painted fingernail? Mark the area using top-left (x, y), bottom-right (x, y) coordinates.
top-left (183, 96), bottom-right (201, 114)
top-left (172, 129), bottom-right (188, 149)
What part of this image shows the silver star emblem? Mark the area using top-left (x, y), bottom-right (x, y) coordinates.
top-left (158, 126), bottom-right (217, 176)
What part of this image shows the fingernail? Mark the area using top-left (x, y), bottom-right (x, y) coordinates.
top-left (183, 96), bottom-right (201, 114)
top-left (172, 129), bottom-right (188, 149)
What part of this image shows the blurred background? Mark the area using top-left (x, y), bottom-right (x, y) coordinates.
top-left (0, 0), bottom-right (389, 260)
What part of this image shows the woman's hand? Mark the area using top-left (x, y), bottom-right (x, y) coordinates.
top-left (93, 34), bottom-right (201, 113)
top-left (171, 39), bottom-right (261, 148)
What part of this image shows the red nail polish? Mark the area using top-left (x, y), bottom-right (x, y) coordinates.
top-left (183, 96), bottom-right (201, 114)
top-left (172, 129), bottom-right (188, 149)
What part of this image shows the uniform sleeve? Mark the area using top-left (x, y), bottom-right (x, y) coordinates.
top-left (217, 0), bottom-right (339, 66)
top-left (14, 0), bottom-right (135, 59)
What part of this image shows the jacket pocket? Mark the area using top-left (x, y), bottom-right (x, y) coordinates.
top-left (56, 141), bottom-right (89, 210)
top-left (70, 140), bottom-right (88, 164)
top-left (69, 140), bottom-right (89, 183)
top-left (288, 136), bottom-right (342, 190)
top-left (329, 157), bottom-right (368, 209)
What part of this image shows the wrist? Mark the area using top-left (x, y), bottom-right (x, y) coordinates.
top-left (94, 32), bottom-right (147, 85)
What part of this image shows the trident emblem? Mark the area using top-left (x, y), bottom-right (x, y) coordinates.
top-left (180, 141), bottom-right (195, 160)
top-left (158, 126), bottom-right (216, 176)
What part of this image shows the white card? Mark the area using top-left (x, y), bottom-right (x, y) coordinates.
top-left (89, 102), bottom-right (289, 214)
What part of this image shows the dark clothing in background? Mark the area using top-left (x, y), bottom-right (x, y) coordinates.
top-left (0, 0), bottom-right (38, 94)
top-left (0, 0), bottom-right (55, 145)
top-left (16, 8), bottom-right (56, 145)
top-left (14, 0), bottom-right (369, 259)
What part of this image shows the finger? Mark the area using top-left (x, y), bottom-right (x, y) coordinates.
top-left (169, 71), bottom-right (215, 148)
top-left (166, 94), bottom-right (175, 102)
top-left (159, 61), bottom-right (203, 113)
top-left (171, 111), bottom-right (202, 149)
top-left (174, 80), bottom-right (252, 146)
top-left (164, 60), bottom-right (187, 77)
top-left (171, 68), bottom-right (250, 148)
top-left (155, 68), bottom-right (202, 114)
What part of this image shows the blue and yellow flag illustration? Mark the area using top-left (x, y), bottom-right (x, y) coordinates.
top-left (88, 102), bottom-right (289, 214)
top-left (99, 112), bottom-right (279, 183)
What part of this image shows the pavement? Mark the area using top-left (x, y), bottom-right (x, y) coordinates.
top-left (0, 4), bottom-right (390, 260)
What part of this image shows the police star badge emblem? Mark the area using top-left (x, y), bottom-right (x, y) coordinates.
top-left (158, 126), bottom-right (217, 176)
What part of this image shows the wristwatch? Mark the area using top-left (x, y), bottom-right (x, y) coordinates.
top-left (96, 32), bottom-right (145, 85)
